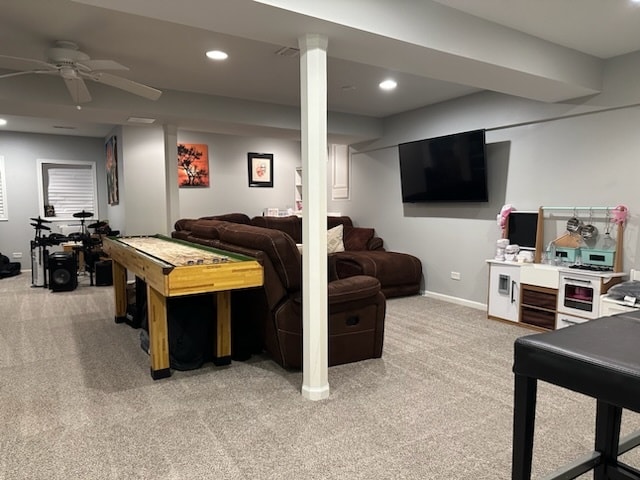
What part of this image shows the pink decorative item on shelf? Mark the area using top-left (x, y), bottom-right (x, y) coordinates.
top-left (611, 204), bottom-right (628, 225)
top-left (497, 204), bottom-right (515, 236)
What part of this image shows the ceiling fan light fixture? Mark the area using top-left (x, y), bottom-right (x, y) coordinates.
top-left (59, 66), bottom-right (78, 79)
top-left (206, 50), bottom-right (228, 61)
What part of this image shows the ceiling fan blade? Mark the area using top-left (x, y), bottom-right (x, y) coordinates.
top-left (0, 69), bottom-right (54, 79)
top-left (92, 72), bottom-right (162, 100)
top-left (63, 76), bottom-right (92, 104)
top-left (0, 54), bottom-right (57, 71)
top-left (79, 59), bottom-right (129, 72)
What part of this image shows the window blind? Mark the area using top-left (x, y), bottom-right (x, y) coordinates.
top-left (0, 157), bottom-right (7, 220)
top-left (46, 167), bottom-right (95, 218)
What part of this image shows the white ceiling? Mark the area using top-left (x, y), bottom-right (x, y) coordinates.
top-left (434, 0), bottom-right (640, 59)
top-left (1, 0), bottom-right (640, 140)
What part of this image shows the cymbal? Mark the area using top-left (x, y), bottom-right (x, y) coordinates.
top-left (30, 216), bottom-right (52, 223)
top-left (73, 210), bottom-right (94, 218)
top-left (88, 221), bottom-right (107, 229)
top-left (31, 223), bottom-right (51, 230)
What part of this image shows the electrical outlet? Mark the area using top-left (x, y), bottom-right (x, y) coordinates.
top-left (450, 271), bottom-right (461, 280)
top-left (12, 252), bottom-right (22, 259)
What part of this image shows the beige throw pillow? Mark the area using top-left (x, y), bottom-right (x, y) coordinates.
top-left (327, 224), bottom-right (345, 253)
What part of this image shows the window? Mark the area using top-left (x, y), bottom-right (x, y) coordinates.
top-left (37, 159), bottom-right (98, 220)
top-left (0, 156), bottom-right (7, 221)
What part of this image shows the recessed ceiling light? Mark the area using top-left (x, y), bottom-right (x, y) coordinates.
top-left (0, 118), bottom-right (7, 126)
top-left (206, 50), bottom-right (228, 61)
top-left (379, 79), bottom-right (397, 91)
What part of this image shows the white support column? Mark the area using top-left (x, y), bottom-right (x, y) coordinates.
top-left (163, 124), bottom-right (180, 235)
top-left (298, 33), bottom-right (330, 401)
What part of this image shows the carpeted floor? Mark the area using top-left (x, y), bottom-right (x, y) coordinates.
top-left (1, 272), bottom-right (638, 479)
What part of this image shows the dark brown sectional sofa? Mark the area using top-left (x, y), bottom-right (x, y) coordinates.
top-left (171, 213), bottom-right (422, 369)
top-left (236, 214), bottom-right (422, 298)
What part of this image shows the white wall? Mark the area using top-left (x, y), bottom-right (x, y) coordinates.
top-left (120, 126), bottom-right (168, 235)
top-left (0, 132), bottom-right (105, 270)
top-left (333, 95), bottom-right (640, 305)
top-left (0, 127), bottom-right (302, 270)
top-left (5, 88), bottom-right (640, 308)
top-left (176, 131), bottom-right (301, 219)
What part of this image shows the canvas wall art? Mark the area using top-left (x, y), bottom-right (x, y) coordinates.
top-left (178, 143), bottom-right (210, 187)
top-left (106, 135), bottom-right (119, 205)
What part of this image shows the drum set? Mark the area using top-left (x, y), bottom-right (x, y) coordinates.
top-left (29, 210), bottom-right (116, 290)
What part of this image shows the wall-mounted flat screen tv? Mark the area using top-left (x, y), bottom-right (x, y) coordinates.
top-left (398, 129), bottom-right (488, 203)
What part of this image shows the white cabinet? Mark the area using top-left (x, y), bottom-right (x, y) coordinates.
top-left (488, 262), bottom-right (521, 322)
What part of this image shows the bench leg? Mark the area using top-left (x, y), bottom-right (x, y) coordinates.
top-left (512, 374), bottom-right (538, 480)
top-left (594, 400), bottom-right (622, 480)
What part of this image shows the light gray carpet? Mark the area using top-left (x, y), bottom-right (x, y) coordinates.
top-left (1, 272), bottom-right (639, 479)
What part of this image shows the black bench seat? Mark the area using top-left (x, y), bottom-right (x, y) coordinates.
top-left (512, 311), bottom-right (640, 479)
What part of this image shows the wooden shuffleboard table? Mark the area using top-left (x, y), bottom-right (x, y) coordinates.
top-left (102, 235), bottom-right (263, 379)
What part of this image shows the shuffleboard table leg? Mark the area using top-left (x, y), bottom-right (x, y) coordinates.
top-left (147, 285), bottom-right (171, 379)
top-left (214, 290), bottom-right (232, 366)
top-left (150, 367), bottom-right (171, 380)
top-left (112, 260), bottom-right (128, 323)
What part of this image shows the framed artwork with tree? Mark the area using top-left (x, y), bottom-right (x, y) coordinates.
top-left (178, 143), bottom-right (209, 187)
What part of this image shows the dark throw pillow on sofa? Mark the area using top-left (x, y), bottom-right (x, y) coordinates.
top-left (343, 226), bottom-right (374, 251)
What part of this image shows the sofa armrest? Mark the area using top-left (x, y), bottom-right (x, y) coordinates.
top-left (368, 236), bottom-right (384, 251)
top-left (327, 275), bottom-right (381, 305)
top-left (292, 275), bottom-right (381, 306)
top-left (342, 226), bottom-right (384, 251)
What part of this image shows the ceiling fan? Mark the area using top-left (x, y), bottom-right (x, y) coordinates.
top-left (0, 40), bottom-right (162, 104)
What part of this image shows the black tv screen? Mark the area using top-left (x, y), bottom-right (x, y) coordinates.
top-left (398, 129), bottom-right (488, 203)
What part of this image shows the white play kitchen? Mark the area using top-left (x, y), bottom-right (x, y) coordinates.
top-left (487, 205), bottom-right (637, 330)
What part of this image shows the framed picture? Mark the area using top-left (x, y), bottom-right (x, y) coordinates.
top-left (106, 136), bottom-right (119, 205)
top-left (247, 152), bottom-right (273, 187)
top-left (44, 204), bottom-right (56, 217)
top-left (178, 143), bottom-right (210, 187)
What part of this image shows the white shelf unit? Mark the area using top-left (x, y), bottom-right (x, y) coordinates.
top-left (294, 167), bottom-right (302, 213)
top-left (599, 268), bottom-right (640, 317)
top-left (598, 297), bottom-right (637, 317)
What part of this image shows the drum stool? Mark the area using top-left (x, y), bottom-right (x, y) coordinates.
top-left (512, 312), bottom-right (640, 479)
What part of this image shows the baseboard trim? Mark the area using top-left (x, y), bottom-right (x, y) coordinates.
top-left (421, 290), bottom-right (486, 311)
top-left (301, 383), bottom-right (330, 401)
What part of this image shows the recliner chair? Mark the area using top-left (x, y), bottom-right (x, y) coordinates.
top-left (174, 219), bottom-right (386, 368)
